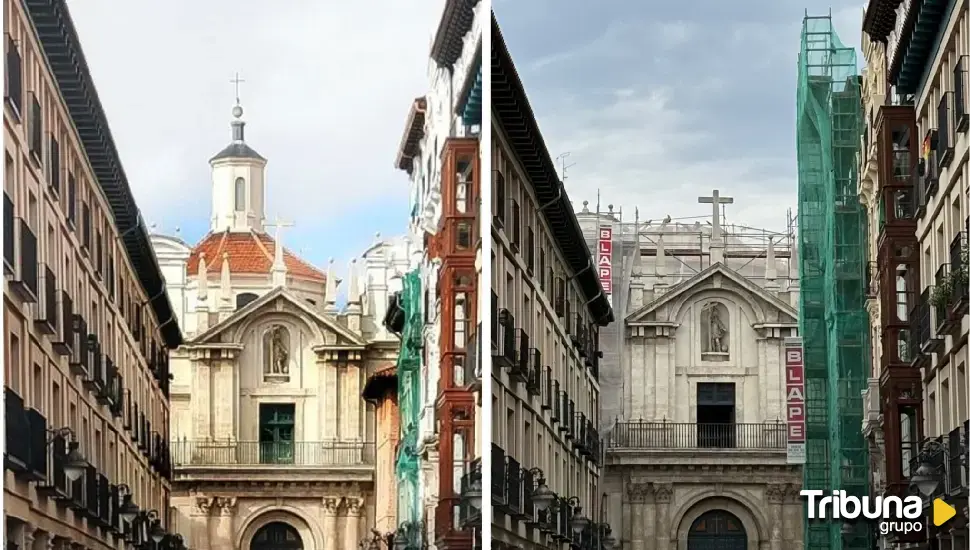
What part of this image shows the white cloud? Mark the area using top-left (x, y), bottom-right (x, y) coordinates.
top-left (536, 87), bottom-right (796, 233)
top-left (65, 0), bottom-right (444, 227)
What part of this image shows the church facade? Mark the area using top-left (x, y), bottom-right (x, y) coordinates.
top-left (579, 197), bottom-right (805, 550)
top-left (150, 100), bottom-right (409, 550)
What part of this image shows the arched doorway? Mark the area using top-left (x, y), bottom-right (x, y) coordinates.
top-left (250, 522), bottom-right (303, 550)
top-left (687, 509), bottom-right (747, 550)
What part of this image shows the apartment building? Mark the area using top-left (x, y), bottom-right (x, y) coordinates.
top-left (863, 0), bottom-right (970, 546)
top-left (385, 1), bottom-right (484, 549)
top-left (491, 14), bottom-right (615, 550)
top-left (4, 1), bottom-right (183, 550)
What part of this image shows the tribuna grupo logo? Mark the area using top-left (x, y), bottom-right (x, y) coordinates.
top-left (802, 490), bottom-right (924, 534)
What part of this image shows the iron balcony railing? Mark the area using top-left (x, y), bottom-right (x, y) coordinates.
top-left (934, 264), bottom-right (951, 330)
top-left (171, 440), bottom-right (375, 467)
top-left (3, 192), bottom-right (13, 275)
top-left (949, 232), bottom-right (968, 314)
top-left (946, 422), bottom-right (968, 497)
top-left (458, 458), bottom-right (482, 529)
top-left (493, 308), bottom-right (515, 369)
top-left (608, 421), bottom-right (788, 450)
top-left (491, 443), bottom-right (506, 505)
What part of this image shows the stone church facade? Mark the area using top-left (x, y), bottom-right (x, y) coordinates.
top-left (595, 202), bottom-right (804, 550)
top-left (149, 99), bottom-right (408, 550)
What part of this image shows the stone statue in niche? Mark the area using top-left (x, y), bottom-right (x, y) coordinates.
top-left (701, 302), bottom-right (729, 360)
top-left (263, 324), bottom-right (290, 379)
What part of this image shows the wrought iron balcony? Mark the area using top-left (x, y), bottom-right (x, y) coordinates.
top-left (458, 458), bottom-right (482, 529)
top-left (500, 454), bottom-right (525, 519)
top-left (938, 92), bottom-right (956, 167)
top-left (492, 308), bottom-right (515, 369)
top-left (34, 265), bottom-right (57, 335)
top-left (170, 440), bottom-right (375, 467)
top-left (525, 348), bottom-right (541, 396)
top-left (465, 325), bottom-right (481, 392)
top-left (491, 443), bottom-right (506, 505)
top-left (3, 192), bottom-right (13, 275)
top-left (4, 387), bottom-right (31, 475)
top-left (949, 231), bottom-right (969, 316)
top-left (574, 412), bottom-right (589, 453)
top-left (911, 288), bottom-right (933, 367)
top-left (507, 328), bottom-right (530, 381)
top-left (68, 314), bottom-right (89, 377)
top-left (933, 264), bottom-right (955, 332)
top-left (608, 421), bottom-right (788, 451)
top-left (35, 432), bottom-right (72, 501)
top-left (10, 217), bottom-right (39, 302)
top-left (946, 422), bottom-right (968, 497)
top-left (554, 276), bottom-right (566, 317)
top-left (541, 367), bottom-right (553, 410)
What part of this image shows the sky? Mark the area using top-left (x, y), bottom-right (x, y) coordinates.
top-left (65, 0), bottom-right (445, 297)
top-left (493, 0), bottom-right (865, 234)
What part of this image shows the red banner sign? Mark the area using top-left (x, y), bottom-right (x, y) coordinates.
top-left (597, 226), bottom-right (612, 294)
top-left (785, 338), bottom-right (806, 464)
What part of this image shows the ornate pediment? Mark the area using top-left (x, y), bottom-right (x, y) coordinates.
top-left (187, 287), bottom-right (366, 348)
top-left (626, 263), bottom-right (798, 326)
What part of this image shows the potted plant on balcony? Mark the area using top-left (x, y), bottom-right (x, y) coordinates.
top-left (931, 278), bottom-right (952, 311)
top-left (953, 241), bottom-right (969, 289)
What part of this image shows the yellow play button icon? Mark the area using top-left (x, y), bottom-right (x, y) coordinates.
top-left (933, 498), bottom-right (956, 526)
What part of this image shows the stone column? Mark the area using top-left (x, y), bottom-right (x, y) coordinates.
top-left (343, 497), bottom-right (364, 549)
top-left (626, 482), bottom-right (649, 550)
top-left (194, 497), bottom-right (213, 550)
top-left (653, 483), bottom-right (672, 550)
top-left (21, 524), bottom-right (36, 550)
top-left (211, 497), bottom-right (236, 550)
top-left (765, 484), bottom-right (785, 550)
top-left (323, 497), bottom-right (339, 550)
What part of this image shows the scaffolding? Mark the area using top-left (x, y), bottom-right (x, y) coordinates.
top-left (395, 269), bottom-right (422, 524)
top-left (796, 13), bottom-right (871, 550)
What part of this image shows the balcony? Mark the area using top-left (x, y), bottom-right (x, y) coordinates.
top-left (9, 218), bottom-right (39, 302)
top-left (492, 308), bottom-right (515, 370)
top-left (171, 440), bottom-right (374, 469)
top-left (939, 92), bottom-right (956, 168)
top-left (68, 314), bottom-right (89, 377)
top-left (507, 328), bottom-right (530, 382)
top-left (382, 291), bottom-right (405, 334)
top-left (541, 367), bottom-right (553, 410)
top-left (3, 192), bottom-right (13, 275)
top-left (956, 56), bottom-right (969, 132)
top-left (549, 381), bottom-right (561, 423)
top-left (3, 387), bottom-right (48, 482)
top-left (34, 265), bottom-right (58, 335)
top-left (51, 290), bottom-right (74, 356)
top-left (496, 453), bottom-right (525, 519)
top-left (491, 444), bottom-right (506, 506)
top-left (911, 289), bottom-right (933, 368)
top-left (948, 232), bottom-right (969, 317)
top-left (945, 423), bottom-right (968, 498)
top-left (525, 348), bottom-right (541, 397)
top-left (932, 264), bottom-right (955, 333)
top-left (35, 433), bottom-right (72, 501)
top-left (608, 421), bottom-right (787, 453)
top-left (458, 459), bottom-right (482, 529)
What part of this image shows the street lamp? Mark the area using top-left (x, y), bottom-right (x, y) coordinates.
top-left (601, 524), bottom-right (618, 550)
top-left (117, 484), bottom-right (140, 522)
top-left (145, 510), bottom-right (166, 543)
top-left (529, 469), bottom-right (556, 512)
top-left (566, 497), bottom-right (590, 534)
top-left (358, 529), bottom-right (392, 550)
top-left (48, 428), bottom-right (87, 482)
top-left (910, 438), bottom-right (968, 497)
top-left (461, 461), bottom-right (482, 511)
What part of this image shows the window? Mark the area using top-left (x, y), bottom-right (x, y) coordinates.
top-left (48, 134), bottom-right (60, 195)
top-left (28, 92), bottom-right (42, 162)
top-left (234, 177), bottom-right (246, 211)
top-left (236, 292), bottom-right (258, 309)
top-left (5, 35), bottom-right (23, 117)
top-left (67, 173), bottom-right (77, 227)
top-left (258, 404), bottom-right (295, 464)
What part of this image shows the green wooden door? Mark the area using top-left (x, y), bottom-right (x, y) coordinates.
top-left (259, 404), bottom-right (295, 464)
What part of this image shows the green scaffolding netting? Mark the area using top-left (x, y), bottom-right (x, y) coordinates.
top-left (396, 269), bottom-right (422, 523)
top-left (796, 13), bottom-right (873, 550)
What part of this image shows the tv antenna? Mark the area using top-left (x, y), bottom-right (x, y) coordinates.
top-left (556, 152), bottom-right (576, 182)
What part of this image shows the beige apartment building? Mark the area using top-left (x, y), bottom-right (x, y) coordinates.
top-left (863, 0), bottom-right (970, 545)
top-left (491, 14), bottom-right (616, 550)
top-left (4, 2), bottom-right (183, 550)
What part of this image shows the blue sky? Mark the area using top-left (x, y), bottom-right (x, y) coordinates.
top-left (493, 0), bottom-right (865, 233)
top-left (66, 0), bottom-right (445, 296)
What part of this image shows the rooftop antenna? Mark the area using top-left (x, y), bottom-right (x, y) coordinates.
top-left (556, 152), bottom-right (576, 182)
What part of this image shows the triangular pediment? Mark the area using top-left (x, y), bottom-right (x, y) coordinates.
top-left (626, 263), bottom-right (798, 324)
top-left (188, 287), bottom-right (366, 347)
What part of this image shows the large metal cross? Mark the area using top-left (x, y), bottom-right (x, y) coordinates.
top-left (230, 72), bottom-right (245, 104)
top-left (698, 189), bottom-right (734, 242)
top-left (265, 215), bottom-right (294, 244)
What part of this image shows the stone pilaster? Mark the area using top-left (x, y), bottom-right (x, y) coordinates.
top-left (783, 485), bottom-right (803, 550)
top-left (346, 363), bottom-right (362, 439)
top-left (194, 360), bottom-right (211, 438)
top-left (654, 334), bottom-right (672, 419)
top-left (343, 497), bottom-right (364, 549)
top-left (194, 496), bottom-right (213, 550)
top-left (323, 497), bottom-right (340, 549)
top-left (211, 497), bottom-right (236, 550)
top-left (213, 360), bottom-right (235, 440)
top-left (653, 483), bottom-right (672, 550)
top-left (321, 361), bottom-right (338, 439)
top-left (626, 482), bottom-right (651, 550)
top-left (766, 484), bottom-right (785, 550)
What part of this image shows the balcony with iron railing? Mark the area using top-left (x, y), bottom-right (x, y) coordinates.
top-left (492, 308), bottom-right (515, 370)
top-left (170, 440), bottom-right (374, 471)
top-left (932, 264), bottom-right (956, 333)
top-left (945, 422), bottom-right (968, 499)
top-left (910, 288), bottom-right (933, 368)
top-left (607, 420), bottom-right (788, 465)
top-left (458, 458), bottom-right (482, 530)
top-left (9, 217), bottom-right (39, 302)
top-left (508, 328), bottom-right (530, 382)
top-left (3, 192), bottom-right (13, 275)
top-left (948, 231), bottom-right (969, 317)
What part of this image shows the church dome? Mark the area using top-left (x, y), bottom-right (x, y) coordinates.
top-left (186, 229), bottom-right (326, 283)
